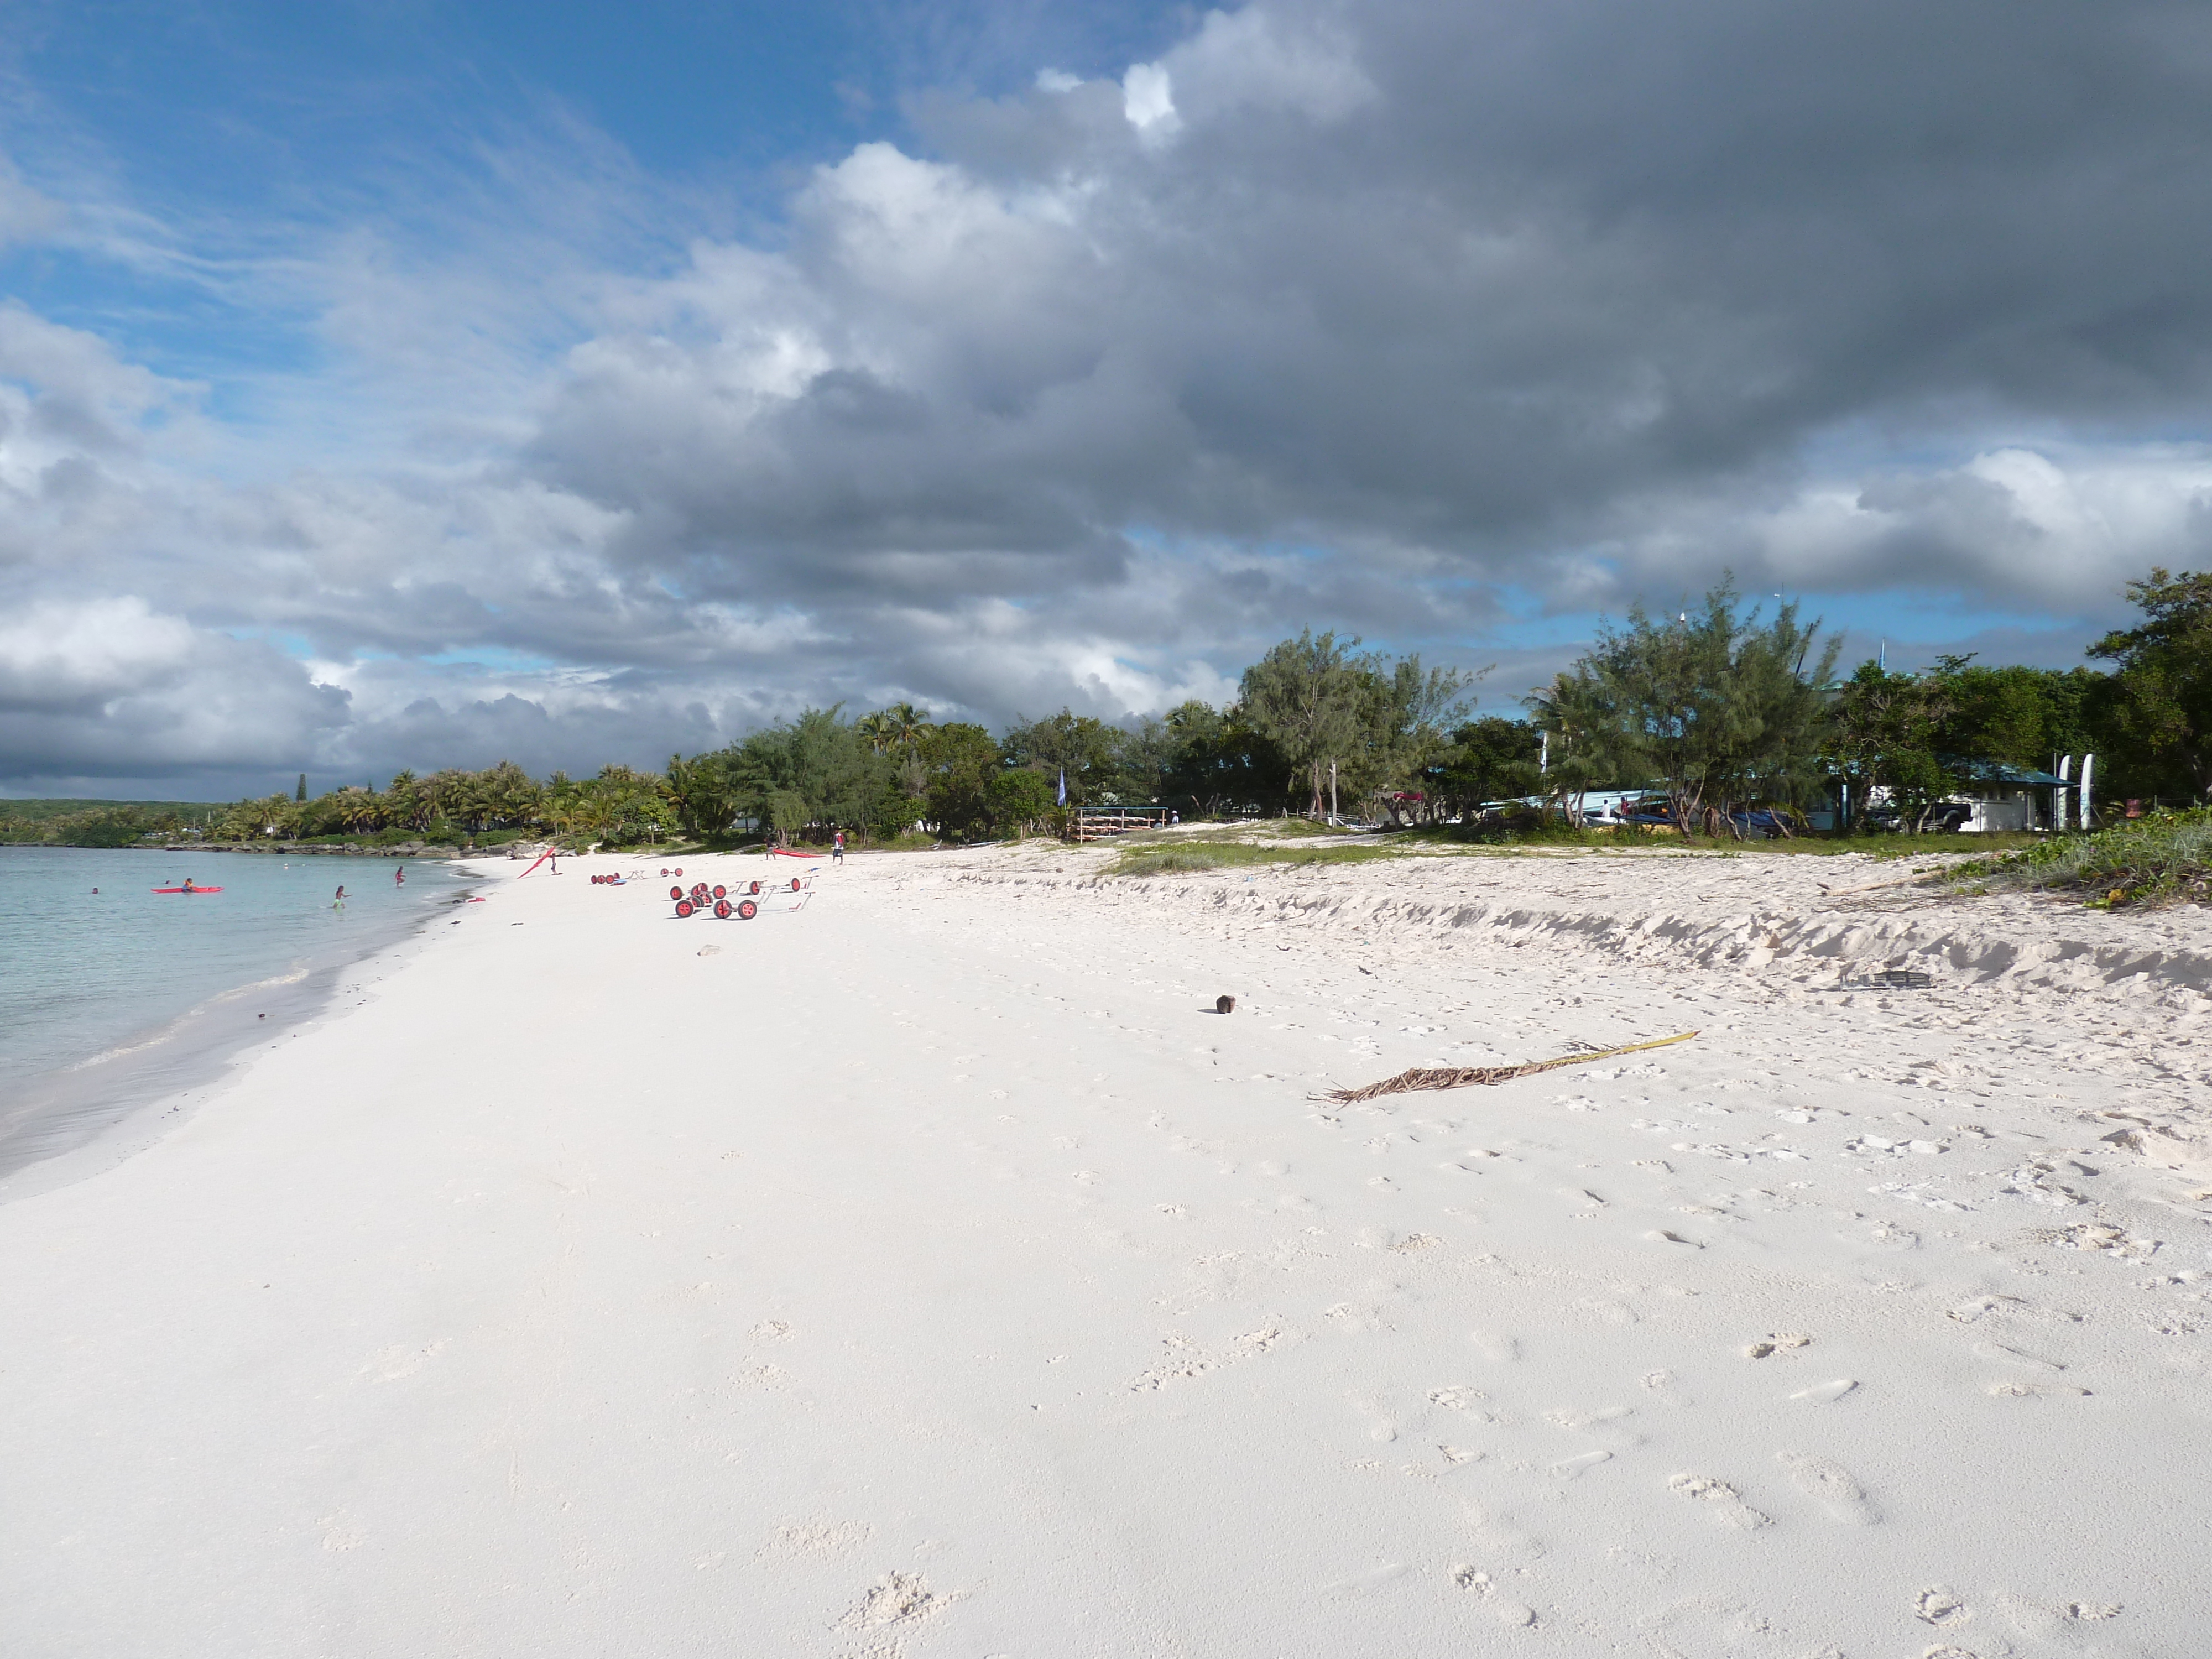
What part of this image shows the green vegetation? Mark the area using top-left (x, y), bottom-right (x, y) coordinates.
top-left (1528, 581), bottom-right (1838, 834)
top-left (1948, 809), bottom-right (2212, 907)
top-left (18, 561), bottom-right (2212, 858)
top-left (0, 800), bottom-right (217, 846)
top-left (1823, 657), bottom-right (2101, 832)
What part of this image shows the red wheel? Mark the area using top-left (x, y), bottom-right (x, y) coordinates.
top-left (747, 880), bottom-right (760, 895)
top-left (737, 899), bottom-right (758, 920)
top-left (713, 899), bottom-right (732, 919)
top-left (673, 867), bottom-right (682, 876)
top-left (675, 899), bottom-right (694, 917)
top-left (669, 885), bottom-right (683, 900)
top-left (790, 877), bottom-right (802, 891)
top-left (711, 885), bottom-right (726, 899)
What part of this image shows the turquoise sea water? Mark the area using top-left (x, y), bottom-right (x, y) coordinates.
top-left (0, 848), bottom-right (470, 1172)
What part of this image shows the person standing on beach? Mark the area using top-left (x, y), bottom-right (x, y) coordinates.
top-left (833, 831), bottom-right (845, 865)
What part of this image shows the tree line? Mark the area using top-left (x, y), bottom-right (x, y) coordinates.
top-left (12, 565), bottom-right (2212, 849)
top-left (662, 634), bottom-right (1485, 844)
top-left (1526, 568), bottom-right (2212, 834)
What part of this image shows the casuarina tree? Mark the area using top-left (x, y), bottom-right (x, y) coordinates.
top-left (1240, 630), bottom-right (1366, 816)
top-left (1538, 581), bottom-right (1836, 837)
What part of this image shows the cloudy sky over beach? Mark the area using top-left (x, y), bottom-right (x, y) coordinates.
top-left (4, 0), bottom-right (2212, 796)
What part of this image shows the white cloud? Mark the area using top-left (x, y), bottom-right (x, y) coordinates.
top-left (1121, 63), bottom-right (1179, 136)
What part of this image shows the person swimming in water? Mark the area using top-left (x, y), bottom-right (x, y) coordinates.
top-left (334, 884), bottom-right (347, 906)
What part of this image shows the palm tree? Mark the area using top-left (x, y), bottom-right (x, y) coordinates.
top-left (856, 711), bottom-right (899, 754)
top-left (887, 703), bottom-right (932, 752)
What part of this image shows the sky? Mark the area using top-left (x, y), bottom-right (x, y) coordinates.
top-left (4, 0), bottom-right (2212, 799)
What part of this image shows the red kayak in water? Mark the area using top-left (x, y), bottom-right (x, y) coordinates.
top-left (150, 885), bottom-right (223, 894)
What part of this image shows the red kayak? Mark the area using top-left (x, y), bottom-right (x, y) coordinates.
top-left (150, 885), bottom-right (223, 894)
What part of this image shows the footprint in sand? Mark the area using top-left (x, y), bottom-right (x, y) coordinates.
top-left (1914, 1584), bottom-right (1969, 1626)
top-left (1991, 1592), bottom-right (2124, 1637)
top-left (1985, 1379), bottom-right (2093, 1400)
top-left (1636, 1597), bottom-right (1812, 1658)
top-left (1775, 1452), bottom-right (1879, 1523)
top-left (1451, 1568), bottom-right (1537, 1628)
top-left (1322, 1562), bottom-right (1408, 1597)
top-left (1668, 1474), bottom-right (1771, 1530)
top-left (1545, 1405), bottom-right (1632, 1430)
top-left (1348, 1394), bottom-right (1400, 1442)
top-left (1972, 1339), bottom-right (2065, 1372)
top-left (1787, 1379), bottom-right (1858, 1405)
top-left (1428, 1385), bottom-right (1489, 1414)
top-left (839, 1570), bottom-right (952, 1632)
top-left (1575, 1298), bottom-right (1640, 1327)
top-left (1551, 1449), bottom-right (1613, 1480)
top-left (1743, 1333), bottom-right (1811, 1359)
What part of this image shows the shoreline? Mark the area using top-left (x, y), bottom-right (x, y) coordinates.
top-left (2, 844), bottom-right (2205, 1653)
top-left (0, 855), bottom-right (488, 1197)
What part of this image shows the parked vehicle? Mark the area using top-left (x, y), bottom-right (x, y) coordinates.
top-left (1860, 801), bottom-right (1973, 833)
top-left (1728, 807), bottom-right (1799, 839)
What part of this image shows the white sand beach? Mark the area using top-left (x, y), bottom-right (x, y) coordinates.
top-left (3, 841), bottom-right (2207, 1656)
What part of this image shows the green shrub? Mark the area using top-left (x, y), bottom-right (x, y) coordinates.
top-left (1948, 808), bottom-right (2212, 907)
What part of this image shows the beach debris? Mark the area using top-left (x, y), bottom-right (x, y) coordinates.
top-left (1319, 1030), bottom-right (1697, 1104)
top-left (1873, 967), bottom-right (1934, 989)
top-left (1217, 994), bottom-right (1237, 1014)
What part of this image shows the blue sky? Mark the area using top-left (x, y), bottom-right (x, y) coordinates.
top-left (3, 0), bottom-right (2210, 797)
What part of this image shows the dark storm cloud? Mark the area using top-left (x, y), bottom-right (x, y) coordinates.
top-left (520, 0), bottom-right (2212, 616)
top-left (9, 0), bottom-right (2212, 790)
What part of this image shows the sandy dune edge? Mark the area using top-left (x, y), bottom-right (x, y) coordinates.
top-left (937, 846), bottom-right (2212, 1000)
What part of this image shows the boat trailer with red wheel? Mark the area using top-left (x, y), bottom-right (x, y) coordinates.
top-left (667, 873), bottom-right (811, 920)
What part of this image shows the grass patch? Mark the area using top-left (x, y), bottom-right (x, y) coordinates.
top-left (1947, 810), bottom-right (2212, 907)
top-left (1107, 817), bottom-right (1364, 849)
top-left (1109, 839), bottom-right (1401, 877)
top-left (1759, 831), bottom-right (2040, 859)
top-left (1389, 823), bottom-right (2040, 858)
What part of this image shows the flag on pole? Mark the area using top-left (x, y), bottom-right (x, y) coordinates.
top-left (1056, 768), bottom-right (1067, 806)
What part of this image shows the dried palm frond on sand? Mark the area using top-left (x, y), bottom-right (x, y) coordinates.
top-left (1320, 1030), bottom-right (1698, 1104)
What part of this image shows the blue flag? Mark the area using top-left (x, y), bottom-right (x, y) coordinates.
top-left (1056, 768), bottom-right (1067, 806)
